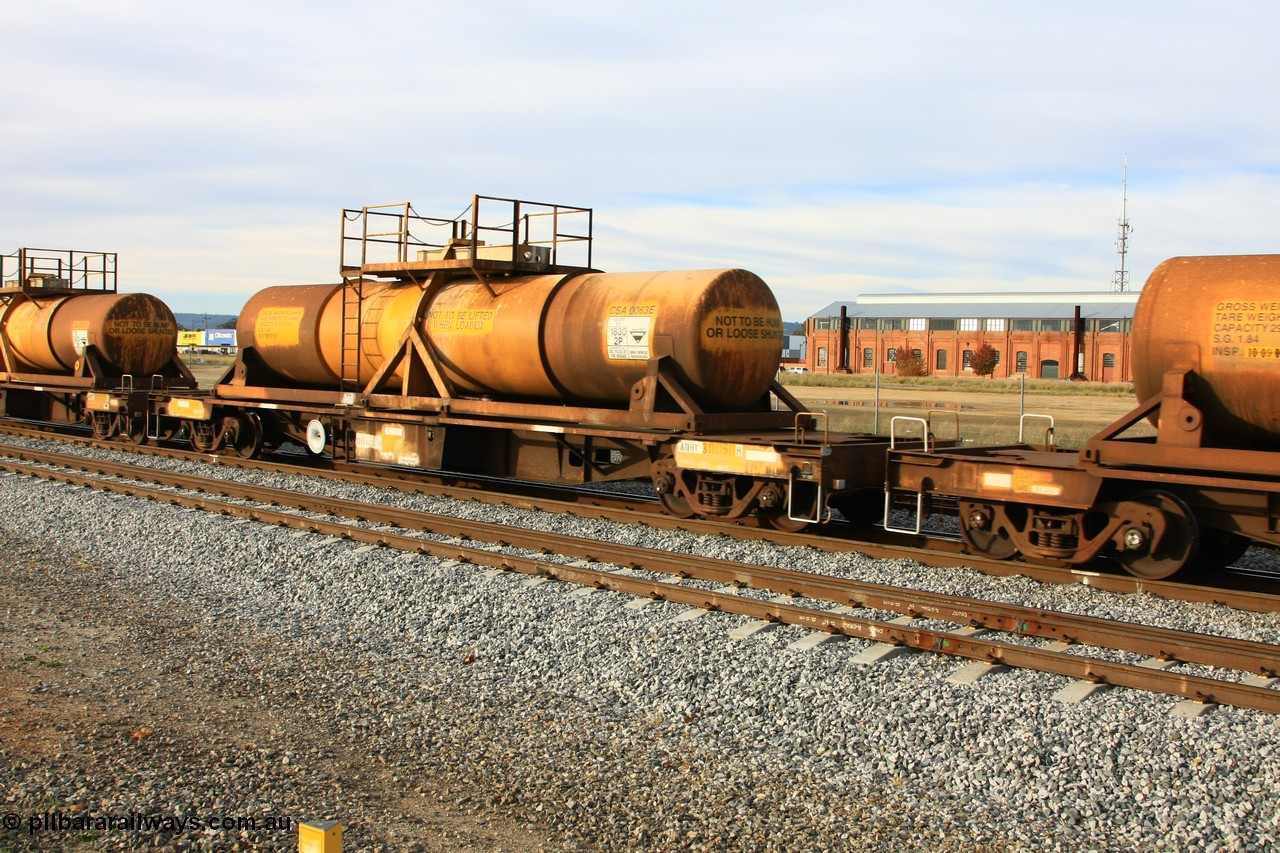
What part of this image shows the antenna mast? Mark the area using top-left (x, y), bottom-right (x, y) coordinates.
top-left (1112, 154), bottom-right (1133, 292)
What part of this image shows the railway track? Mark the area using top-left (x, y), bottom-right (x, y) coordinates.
top-left (2, 420), bottom-right (1278, 611)
top-left (4, 444), bottom-right (1280, 714)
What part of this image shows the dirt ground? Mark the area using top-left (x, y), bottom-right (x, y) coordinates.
top-left (0, 534), bottom-right (549, 852)
top-left (183, 353), bottom-right (235, 388)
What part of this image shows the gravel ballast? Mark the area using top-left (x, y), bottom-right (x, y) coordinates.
top-left (2, 439), bottom-right (1279, 851)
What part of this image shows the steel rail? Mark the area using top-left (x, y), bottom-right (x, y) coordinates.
top-left (4, 451), bottom-right (1280, 713)
top-left (10, 445), bottom-right (1280, 673)
top-left (535, 563), bottom-right (1280, 715)
top-left (2, 424), bottom-right (1279, 613)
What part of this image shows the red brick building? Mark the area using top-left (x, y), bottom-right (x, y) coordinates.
top-left (804, 291), bottom-right (1139, 382)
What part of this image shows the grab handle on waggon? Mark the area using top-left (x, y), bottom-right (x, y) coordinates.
top-left (787, 473), bottom-right (826, 525)
top-left (1019, 413), bottom-right (1056, 449)
top-left (889, 415), bottom-right (932, 452)
top-left (794, 410), bottom-right (829, 444)
top-left (882, 416), bottom-right (935, 535)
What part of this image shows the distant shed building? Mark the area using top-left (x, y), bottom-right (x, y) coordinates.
top-left (804, 291), bottom-right (1140, 382)
top-left (780, 334), bottom-right (806, 366)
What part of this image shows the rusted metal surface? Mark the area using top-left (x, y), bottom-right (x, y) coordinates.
top-left (236, 268), bottom-right (784, 410)
top-left (423, 273), bottom-right (566, 398)
top-left (869, 255), bottom-right (1280, 582)
top-left (537, 268), bottom-right (783, 408)
top-left (235, 283), bottom-right (343, 386)
top-left (1, 292), bottom-right (177, 377)
top-left (235, 281), bottom-right (428, 389)
top-left (1134, 255), bottom-right (1280, 443)
top-left (888, 445), bottom-right (1102, 510)
top-left (5, 447), bottom-right (1280, 713)
top-left (1084, 372), bottom-right (1280, 478)
top-left (212, 197), bottom-right (809, 525)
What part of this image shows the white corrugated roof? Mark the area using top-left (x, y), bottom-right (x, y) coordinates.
top-left (810, 291), bottom-right (1139, 320)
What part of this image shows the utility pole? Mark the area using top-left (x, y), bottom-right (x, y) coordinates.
top-left (1112, 154), bottom-right (1133, 292)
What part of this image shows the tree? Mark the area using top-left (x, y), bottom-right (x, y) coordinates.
top-left (970, 342), bottom-right (998, 377)
top-left (894, 350), bottom-right (928, 377)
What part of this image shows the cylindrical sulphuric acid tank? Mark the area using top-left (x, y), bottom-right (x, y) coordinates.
top-left (1, 292), bottom-right (179, 377)
top-left (235, 269), bottom-right (784, 409)
top-left (1133, 254), bottom-right (1280, 443)
top-left (231, 282), bottom-right (424, 387)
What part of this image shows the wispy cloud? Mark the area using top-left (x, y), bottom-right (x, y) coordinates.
top-left (3, 2), bottom-right (1278, 319)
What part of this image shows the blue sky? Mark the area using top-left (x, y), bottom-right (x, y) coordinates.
top-left (4, 1), bottom-right (1278, 320)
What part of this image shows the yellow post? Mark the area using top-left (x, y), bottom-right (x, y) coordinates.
top-left (298, 820), bottom-right (343, 853)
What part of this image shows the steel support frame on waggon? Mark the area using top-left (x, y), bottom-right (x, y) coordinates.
top-left (160, 335), bottom-right (895, 528)
top-left (884, 369), bottom-right (1280, 578)
top-left (190, 366), bottom-right (890, 528)
top-left (0, 341), bottom-right (196, 442)
top-left (171, 196), bottom-right (894, 528)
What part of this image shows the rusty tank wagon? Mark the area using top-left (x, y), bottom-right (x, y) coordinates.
top-left (165, 196), bottom-right (896, 530)
top-left (8, 203), bottom-right (1280, 570)
top-left (0, 248), bottom-right (194, 440)
top-left (884, 254), bottom-right (1280, 579)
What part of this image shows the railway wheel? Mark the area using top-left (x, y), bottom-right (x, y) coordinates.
top-left (122, 415), bottom-right (148, 445)
top-left (90, 412), bottom-right (115, 440)
top-left (959, 501), bottom-right (1018, 560)
top-left (653, 471), bottom-right (696, 518)
top-left (227, 412), bottom-right (263, 459)
top-left (1116, 490), bottom-right (1199, 580)
top-left (186, 420), bottom-right (218, 453)
top-left (760, 507), bottom-right (809, 533)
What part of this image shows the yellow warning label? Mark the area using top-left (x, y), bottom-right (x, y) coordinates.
top-left (981, 471), bottom-right (1013, 489)
top-left (673, 440), bottom-right (786, 477)
top-left (168, 398), bottom-right (208, 419)
top-left (255, 307), bottom-right (305, 347)
top-left (1013, 468), bottom-right (1062, 497)
top-left (700, 311), bottom-right (784, 352)
top-left (980, 467), bottom-right (1063, 497)
top-left (6, 314), bottom-right (33, 336)
top-left (105, 318), bottom-right (174, 337)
